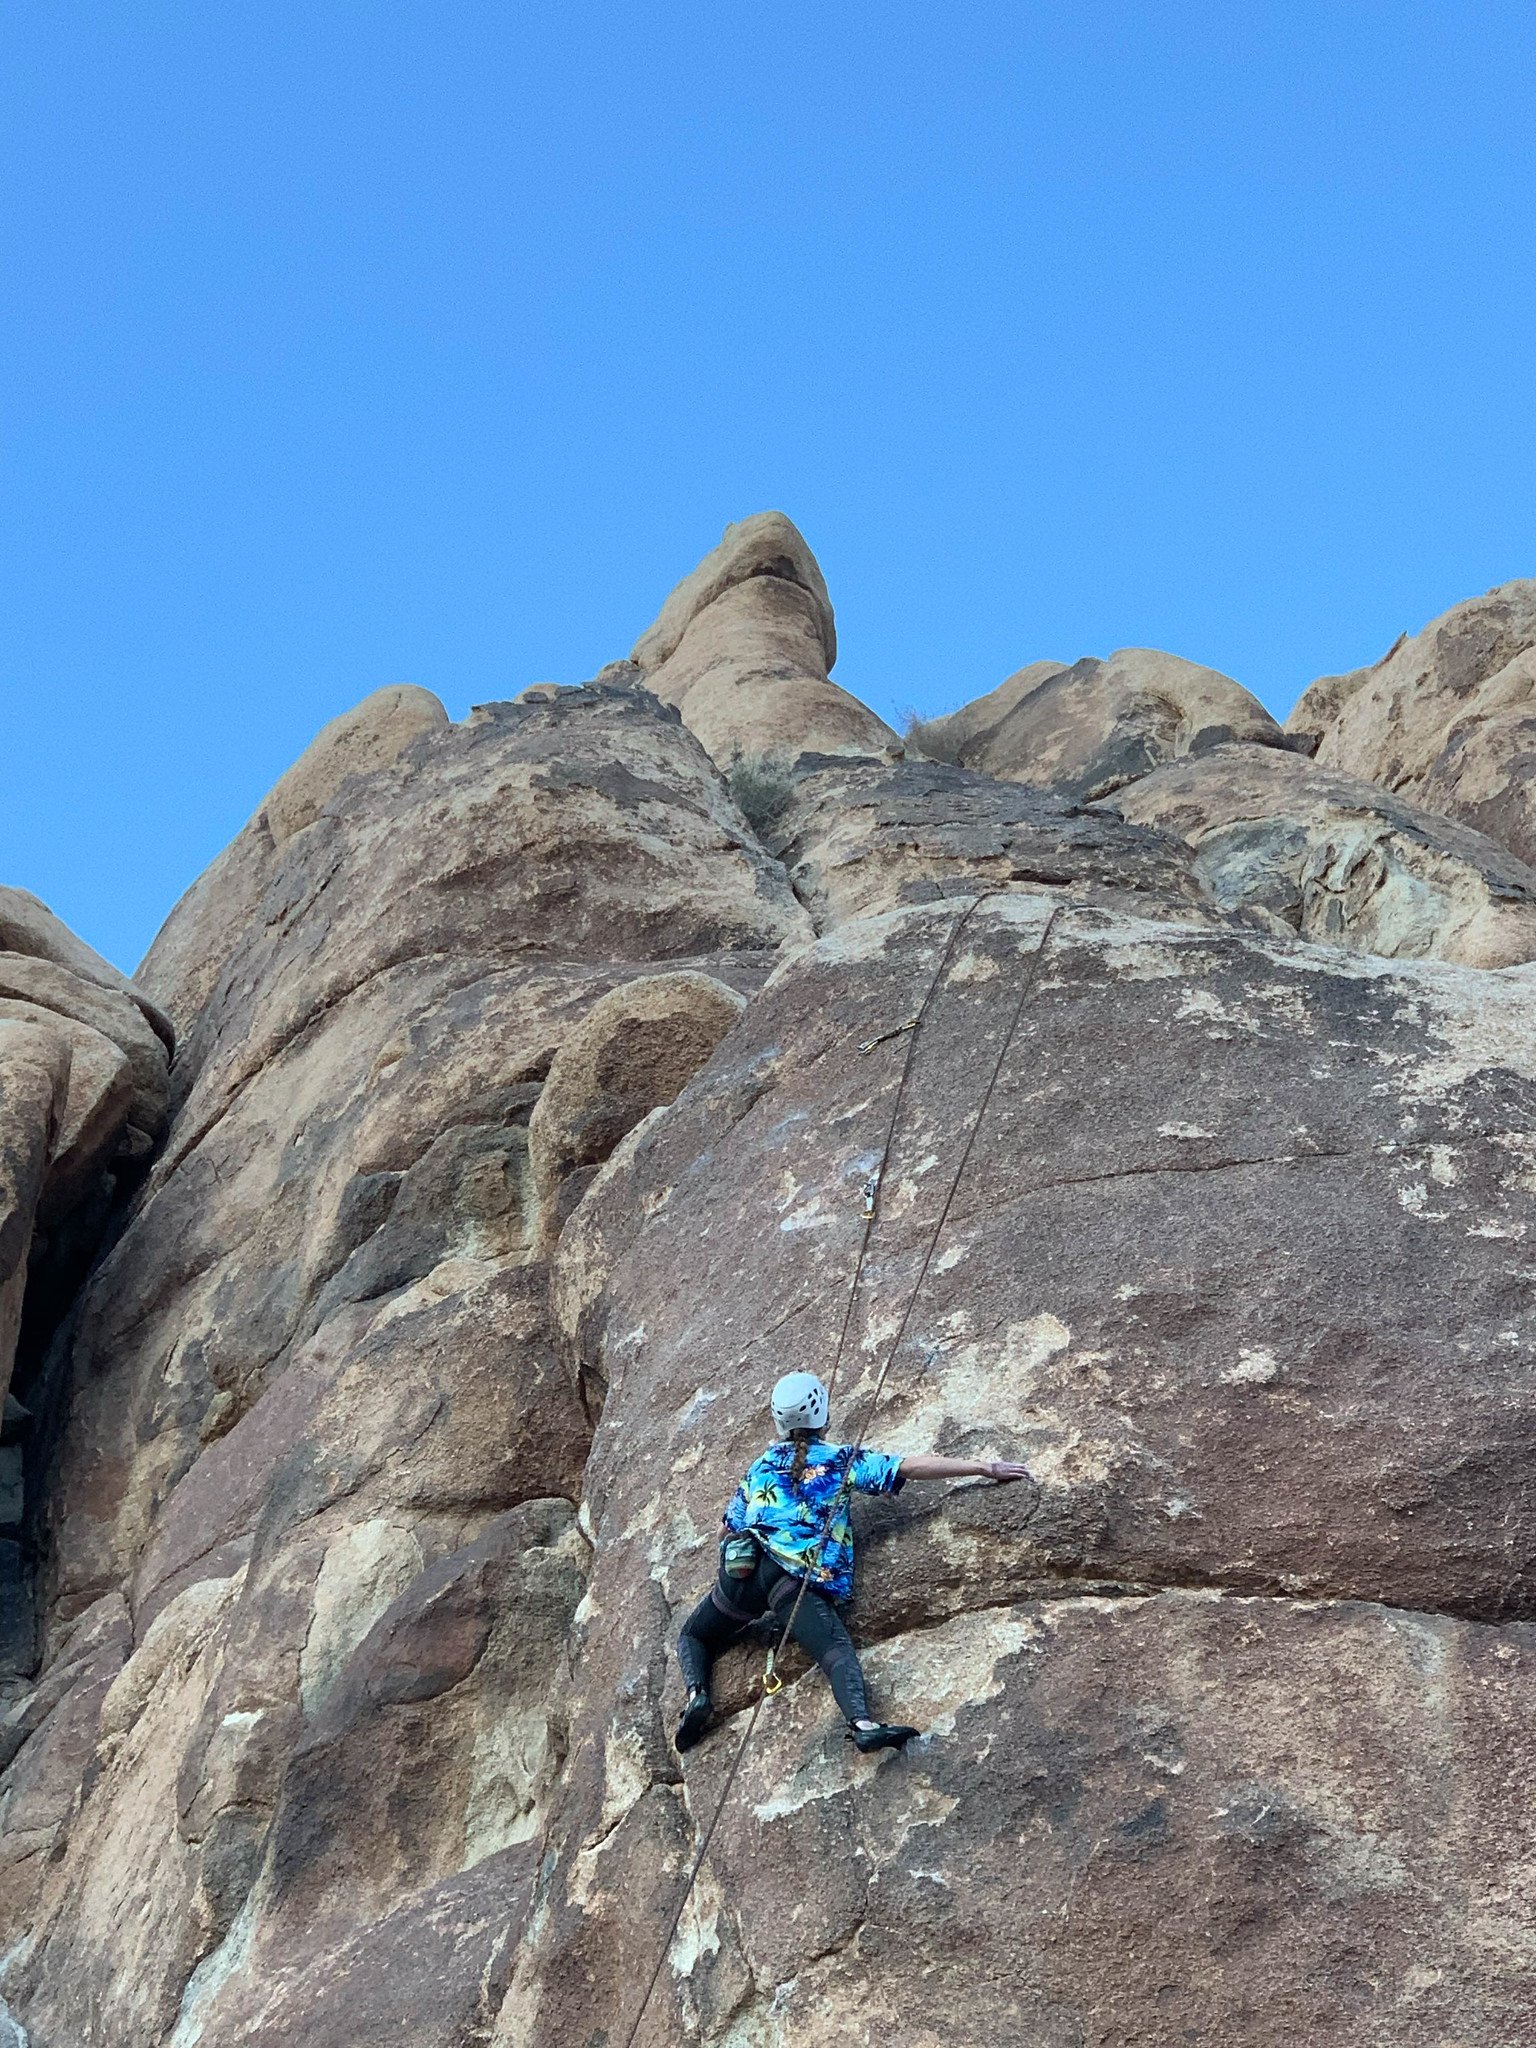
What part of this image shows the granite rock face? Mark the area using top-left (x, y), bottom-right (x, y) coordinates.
top-left (2, 525), bottom-right (1536, 2048)
top-left (762, 754), bottom-right (1204, 931)
top-left (1288, 579), bottom-right (1536, 867)
top-left (0, 893), bottom-right (171, 1505)
top-left (1105, 739), bottom-right (1536, 967)
top-left (917, 646), bottom-right (1291, 798)
top-left (633, 512), bottom-right (899, 768)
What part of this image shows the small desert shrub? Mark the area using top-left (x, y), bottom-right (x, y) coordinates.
top-left (903, 710), bottom-right (960, 763)
top-left (727, 746), bottom-right (797, 837)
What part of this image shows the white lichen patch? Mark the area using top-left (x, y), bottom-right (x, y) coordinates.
top-left (676, 1387), bottom-right (723, 1430)
top-left (1390, 960), bottom-right (1536, 1101)
top-left (1221, 1349), bottom-right (1279, 1386)
top-left (1088, 927), bottom-right (1209, 984)
top-left (871, 1609), bottom-right (1042, 1744)
top-left (751, 1740), bottom-right (860, 1825)
top-left (1428, 1144), bottom-right (1460, 1185)
top-left (464, 1702), bottom-right (550, 1856)
top-left (620, 1491), bottom-right (707, 1582)
top-left (948, 948), bottom-right (1001, 986)
top-left (1158, 1122), bottom-right (1216, 1140)
top-left (778, 1196), bottom-right (831, 1233)
top-left (1019, 1419), bottom-right (1121, 1490)
top-left (887, 1779), bottom-right (960, 1851)
top-left (1175, 987), bottom-right (1263, 1034)
top-left (858, 1306), bottom-right (904, 1357)
top-left (891, 1312), bottom-right (1073, 1449)
top-left (594, 1722), bottom-right (653, 1843)
top-left (299, 1518), bottom-right (424, 1717)
top-left (669, 1864), bottom-right (724, 1976)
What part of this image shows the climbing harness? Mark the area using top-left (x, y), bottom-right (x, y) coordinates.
top-left (618, 895), bottom-right (1064, 2048)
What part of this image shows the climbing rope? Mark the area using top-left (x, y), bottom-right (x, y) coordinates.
top-left (749, 899), bottom-right (1063, 1746)
top-left (617, 895), bottom-right (1064, 2048)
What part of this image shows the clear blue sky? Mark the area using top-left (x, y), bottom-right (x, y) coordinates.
top-left (4, 4), bottom-right (1534, 970)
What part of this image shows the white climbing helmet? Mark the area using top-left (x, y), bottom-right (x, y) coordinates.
top-left (771, 1371), bottom-right (830, 1437)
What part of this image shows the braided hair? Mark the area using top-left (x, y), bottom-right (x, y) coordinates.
top-left (788, 1426), bottom-right (820, 1485)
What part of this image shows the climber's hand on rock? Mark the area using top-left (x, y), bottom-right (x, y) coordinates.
top-left (985, 1460), bottom-right (1032, 1483)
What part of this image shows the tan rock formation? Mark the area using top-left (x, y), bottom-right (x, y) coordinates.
top-left (7, 546), bottom-right (1536, 2048)
top-left (137, 683), bottom-right (450, 1043)
top-left (908, 657), bottom-right (1066, 761)
top-left (0, 886), bottom-right (172, 1049)
top-left (0, 1022), bottom-right (68, 1400)
top-left (931, 646), bottom-right (1289, 799)
top-left (1106, 739), bottom-right (1536, 966)
top-left (528, 969), bottom-right (747, 1241)
top-left (632, 512), bottom-right (899, 767)
top-left (263, 682), bottom-right (450, 846)
top-left (765, 753), bottom-right (1203, 930)
top-left (1287, 579), bottom-right (1536, 865)
top-left (0, 893), bottom-right (171, 1226)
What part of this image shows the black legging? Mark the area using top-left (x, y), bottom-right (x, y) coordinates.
top-left (677, 1541), bottom-right (870, 1722)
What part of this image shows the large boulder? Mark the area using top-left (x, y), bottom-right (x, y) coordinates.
top-left (0, 895), bottom-right (173, 1416)
top-left (263, 683), bottom-right (449, 847)
top-left (925, 647), bottom-right (1291, 799)
top-left (1287, 579), bottom-right (1536, 866)
top-left (908, 658), bottom-right (1067, 762)
top-left (137, 684), bottom-right (451, 1043)
top-left (0, 886), bottom-right (172, 1049)
top-left (528, 969), bottom-right (747, 1241)
top-left (1106, 739), bottom-right (1536, 966)
top-left (632, 513), bottom-right (899, 767)
top-left (0, 889), bottom-right (172, 1186)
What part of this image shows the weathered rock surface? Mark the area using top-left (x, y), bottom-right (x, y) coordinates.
top-left (0, 887), bottom-right (172, 1049)
top-left (920, 646), bottom-right (1291, 798)
top-left (0, 1025), bottom-right (67, 1402)
top-left (1106, 739), bottom-right (1536, 966)
top-left (4, 533), bottom-right (1536, 2048)
top-left (907, 657), bottom-right (1066, 761)
top-left (633, 513), bottom-right (899, 767)
top-left (528, 969), bottom-right (747, 1241)
top-left (137, 683), bottom-right (451, 1041)
top-left (262, 682), bottom-right (449, 847)
top-left (0, 895), bottom-right (172, 1431)
top-left (503, 892), bottom-right (1536, 2045)
top-left (1288, 579), bottom-right (1536, 867)
top-left (0, 662), bottom-right (805, 2044)
top-left (762, 753), bottom-right (1204, 930)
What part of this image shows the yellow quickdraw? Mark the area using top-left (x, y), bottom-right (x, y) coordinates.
top-left (762, 1650), bottom-right (782, 1697)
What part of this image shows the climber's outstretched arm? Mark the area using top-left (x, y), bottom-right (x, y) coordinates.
top-left (898, 1454), bottom-right (1031, 1482)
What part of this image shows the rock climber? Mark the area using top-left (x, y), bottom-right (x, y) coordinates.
top-left (674, 1370), bottom-right (1032, 1755)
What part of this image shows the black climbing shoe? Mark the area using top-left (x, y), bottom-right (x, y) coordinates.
top-left (849, 1720), bottom-right (919, 1754)
top-left (675, 1690), bottom-right (712, 1754)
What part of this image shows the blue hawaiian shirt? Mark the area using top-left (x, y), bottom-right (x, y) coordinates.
top-left (722, 1439), bottom-right (906, 1600)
